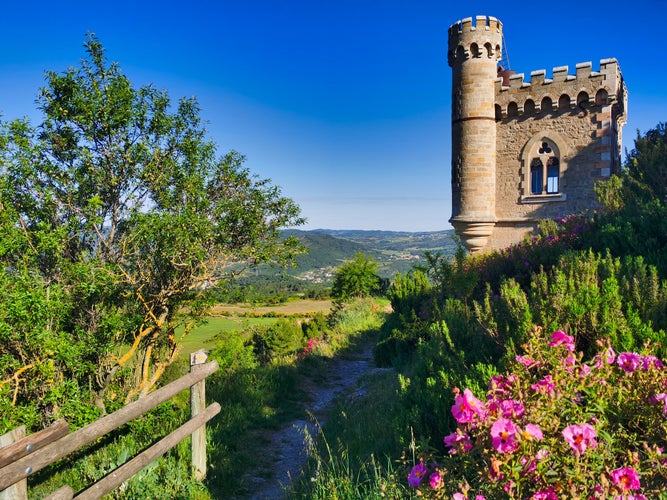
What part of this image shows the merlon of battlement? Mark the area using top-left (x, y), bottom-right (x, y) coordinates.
top-left (448, 15), bottom-right (502, 37)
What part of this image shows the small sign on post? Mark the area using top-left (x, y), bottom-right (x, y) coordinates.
top-left (190, 350), bottom-right (208, 481)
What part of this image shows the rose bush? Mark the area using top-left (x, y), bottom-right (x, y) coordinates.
top-left (407, 328), bottom-right (667, 498)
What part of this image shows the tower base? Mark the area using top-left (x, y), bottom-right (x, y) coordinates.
top-left (451, 220), bottom-right (495, 254)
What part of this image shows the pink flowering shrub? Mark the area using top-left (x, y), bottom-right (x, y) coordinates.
top-left (406, 327), bottom-right (667, 498)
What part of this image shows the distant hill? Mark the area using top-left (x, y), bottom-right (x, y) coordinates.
top-left (283, 229), bottom-right (457, 281)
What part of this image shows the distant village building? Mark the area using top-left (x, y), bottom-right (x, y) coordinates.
top-left (447, 15), bottom-right (627, 253)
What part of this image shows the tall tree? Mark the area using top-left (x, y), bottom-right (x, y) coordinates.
top-left (0, 35), bottom-right (304, 425)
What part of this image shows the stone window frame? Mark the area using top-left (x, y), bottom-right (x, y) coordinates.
top-left (520, 131), bottom-right (570, 203)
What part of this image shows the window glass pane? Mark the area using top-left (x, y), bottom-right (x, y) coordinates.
top-left (547, 158), bottom-right (559, 194)
top-left (531, 159), bottom-right (543, 195)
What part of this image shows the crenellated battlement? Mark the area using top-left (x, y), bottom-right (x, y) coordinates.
top-left (448, 15), bottom-right (503, 66)
top-left (494, 58), bottom-right (626, 118)
top-left (448, 15), bottom-right (502, 37)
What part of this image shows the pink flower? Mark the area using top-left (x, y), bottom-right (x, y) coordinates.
top-left (605, 346), bottom-right (616, 364)
top-left (524, 423), bottom-right (543, 441)
top-left (562, 423), bottom-right (597, 455)
top-left (429, 471), bottom-right (443, 489)
top-left (531, 375), bottom-right (555, 394)
top-left (499, 399), bottom-right (525, 419)
top-left (548, 330), bottom-right (575, 351)
top-left (490, 418), bottom-right (519, 454)
top-left (452, 388), bottom-right (486, 423)
top-left (453, 494), bottom-right (465, 500)
top-left (563, 354), bottom-right (577, 371)
top-left (617, 352), bottom-right (642, 372)
top-left (516, 355), bottom-right (539, 368)
top-left (407, 462), bottom-right (428, 487)
top-left (651, 393), bottom-right (667, 413)
top-left (642, 355), bottom-right (663, 370)
top-left (444, 431), bottom-right (473, 454)
top-left (611, 466), bottom-right (641, 491)
top-left (530, 488), bottom-right (558, 499)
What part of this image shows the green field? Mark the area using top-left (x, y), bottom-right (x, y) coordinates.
top-left (179, 316), bottom-right (278, 357)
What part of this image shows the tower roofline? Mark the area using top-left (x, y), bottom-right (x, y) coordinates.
top-left (448, 15), bottom-right (502, 37)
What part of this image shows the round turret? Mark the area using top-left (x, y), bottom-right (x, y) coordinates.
top-left (448, 15), bottom-right (503, 253)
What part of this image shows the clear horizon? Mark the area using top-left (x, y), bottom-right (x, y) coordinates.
top-left (2, 1), bottom-right (665, 232)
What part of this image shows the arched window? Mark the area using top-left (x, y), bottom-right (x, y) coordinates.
top-left (595, 89), bottom-right (608, 106)
top-left (495, 104), bottom-right (502, 121)
top-left (524, 99), bottom-right (535, 115)
top-left (541, 96), bottom-right (553, 113)
top-left (558, 94), bottom-right (571, 110)
top-left (521, 133), bottom-right (569, 202)
top-left (577, 91), bottom-right (589, 108)
top-left (528, 140), bottom-right (560, 195)
top-left (507, 102), bottom-right (518, 117)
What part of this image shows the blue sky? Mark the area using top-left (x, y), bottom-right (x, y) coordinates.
top-left (1, 1), bottom-right (665, 231)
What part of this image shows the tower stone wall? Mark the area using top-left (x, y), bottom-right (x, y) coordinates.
top-left (448, 15), bottom-right (627, 253)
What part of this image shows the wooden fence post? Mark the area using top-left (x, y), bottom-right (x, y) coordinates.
top-left (190, 349), bottom-right (208, 481)
top-left (0, 426), bottom-right (27, 500)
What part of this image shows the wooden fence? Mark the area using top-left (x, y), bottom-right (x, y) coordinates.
top-left (0, 350), bottom-right (220, 500)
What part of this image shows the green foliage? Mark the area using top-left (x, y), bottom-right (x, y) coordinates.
top-left (331, 252), bottom-right (382, 301)
top-left (387, 269), bottom-right (431, 318)
top-left (0, 34), bottom-right (304, 427)
top-left (625, 122), bottom-right (667, 205)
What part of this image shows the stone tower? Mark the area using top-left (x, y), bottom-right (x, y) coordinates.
top-left (448, 15), bottom-right (503, 253)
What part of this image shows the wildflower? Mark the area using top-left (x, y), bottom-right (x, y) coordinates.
top-left (428, 471), bottom-right (443, 489)
top-left (650, 392), bottom-right (667, 413)
top-left (531, 375), bottom-right (555, 394)
top-left (562, 423), bottom-right (597, 455)
top-left (489, 399), bottom-right (526, 418)
top-left (611, 466), bottom-right (641, 491)
top-left (407, 462), bottom-right (428, 488)
top-left (516, 355), bottom-right (539, 368)
top-left (547, 330), bottom-right (575, 351)
top-left (523, 423), bottom-right (543, 441)
top-left (490, 418), bottom-right (519, 454)
top-left (605, 346), bottom-right (616, 364)
top-left (452, 388), bottom-right (486, 423)
top-left (530, 488), bottom-right (558, 499)
top-left (489, 374), bottom-right (516, 396)
top-left (642, 355), bottom-right (664, 370)
top-left (617, 352), bottom-right (642, 373)
top-left (563, 354), bottom-right (577, 371)
top-left (444, 431), bottom-right (473, 454)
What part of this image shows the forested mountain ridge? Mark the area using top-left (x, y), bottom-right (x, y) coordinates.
top-left (284, 229), bottom-right (457, 280)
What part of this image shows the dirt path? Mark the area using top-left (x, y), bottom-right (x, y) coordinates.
top-left (234, 335), bottom-right (378, 499)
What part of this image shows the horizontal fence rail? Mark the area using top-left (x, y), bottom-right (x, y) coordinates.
top-left (0, 354), bottom-right (219, 499)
